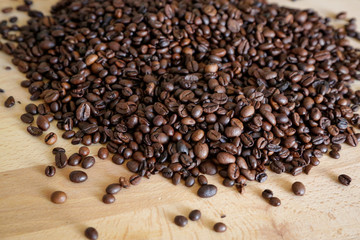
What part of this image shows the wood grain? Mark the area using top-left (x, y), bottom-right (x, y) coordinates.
top-left (0, 0), bottom-right (360, 239)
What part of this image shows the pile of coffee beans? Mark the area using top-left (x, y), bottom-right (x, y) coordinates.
top-left (0, 0), bottom-right (359, 199)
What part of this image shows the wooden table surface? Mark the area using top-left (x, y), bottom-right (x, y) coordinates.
top-left (0, 0), bottom-right (360, 239)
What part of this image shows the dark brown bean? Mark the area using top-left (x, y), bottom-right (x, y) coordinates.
top-left (45, 165), bottom-right (56, 177)
top-left (338, 174), bottom-right (351, 186)
top-left (292, 182), bottom-right (306, 196)
top-left (50, 191), bottom-right (67, 204)
top-left (4, 96), bottom-right (15, 108)
top-left (269, 197), bottom-right (281, 207)
top-left (85, 227), bottom-right (98, 240)
top-left (174, 215), bottom-right (188, 227)
top-left (69, 170), bottom-right (87, 183)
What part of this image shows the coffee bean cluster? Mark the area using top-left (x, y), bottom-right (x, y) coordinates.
top-left (1, 0), bottom-right (360, 195)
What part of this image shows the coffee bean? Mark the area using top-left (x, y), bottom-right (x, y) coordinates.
top-left (55, 152), bottom-right (67, 168)
top-left (52, 147), bottom-right (65, 155)
top-left (36, 115), bottom-right (50, 131)
top-left (213, 222), bottom-right (227, 233)
top-left (338, 174), bottom-right (351, 186)
top-left (79, 146), bottom-right (90, 156)
top-left (4, 96), bottom-right (15, 108)
top-left (21, 113), bottom-right (34, 123)
top-left (82, 156), bottom-right (95, 169)
top-left (112, 154), bottom-right (124, 165)
top-left (129, 175), bottom-right (141, 185)
top-left (27, 125), bottom-right (43, 136)
top-left (45, 165), bottom-right (56, 177)
top-left (85, 227), bottom-right (98, 240)
top-left (262, 189), bottom-right (273, 199)
top-left (197, 184), bottom-right (217, 198)
top-left (329, 150), bottom-right (340, 159)
top-left (50, 191), bottom-right (67, 204)
top-left (292, 182), bottom-right (306, 196)
top-left (174, 215), bottom-right (188, 227)
top-left (44, 132), bottom-right (57, 145)
top-left (268, 197), bottom-right (281, 207)
top-left (198, 175), bottom-right (208, 185)
top-left (217, 152), bottom-right (236, 165)
top-left (106, 184), bottom-right (121, 194)
top-left (189, 210), bottom-right (201, 221)
top-left (102, 193), bottom-right (115, 204)
top-left (185, 176), bottom-right (195, 187)
top-left (69, 170), bottom-right (87, 183)
top-left (119, 177), bottom-right (130, 188)
top-left (98, 147), bottom-right (109, 159)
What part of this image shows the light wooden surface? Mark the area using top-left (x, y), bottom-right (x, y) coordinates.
top-left (0, 0), bottom-right (360, 239)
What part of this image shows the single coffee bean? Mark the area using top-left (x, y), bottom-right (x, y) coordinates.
top-left (27, 125), bottom-right (43, 136)
top-left (189, 210), bottom-right (201, 221)
top-left (85, 227), bottom-right (98, 240)
top-left (129, 174), bottom-right (142, 185)
top-left (20, 113), bottom-right (34, 123)
top-left (4, 96), bottom-right (15, 108)
top-left (329, 150), bottom-right (340, 159)
top-left (50, 191), bottom-right (67, 204)
top-left (68, 153), bottom-right (82, 166)
top-left (36, 115), bottom-right (50, 131)
top-left (102, 193), bottom-right (115, 204)
top-left (69, 170), bottom-right (87, 183)
top-left (45, 165), bottom-right (56, 177)
top-left (269, 197), bottom-right (281, 207)
top-left (98, 147), bottom-right (109, 159)
top-left (292, 182), bottom-right (306, 196)
top-left (213, 222), bottom-right (227, 232)
top-left (79, 146), bottom-right (90, 156)
top-left (44, 132), bottom-right (57, 145)
top-left (52, 147), bottom-right (65, 155)
top-left (112, 154), bottom-right (124, 165)
top-left (338, 174), bottom-right (351, 186)
top-left (106, 183), bottom-right (121, 194)
top-left (262, 189), bottom-right (273, 199)
top-left (185, 176), bottom-right (195, 187)
top-left (197, 184), bottom-right (217, 198)
top-left (25, 103), bottom-right (37, 114)
top-left (82, 156), bottom-right (95, 169)
top-left (174, 215), bottom-right (188, 227)
top-left (55, 152), bottom-right (67, 168)
top-left (198, 175), bottom-right (208, 185)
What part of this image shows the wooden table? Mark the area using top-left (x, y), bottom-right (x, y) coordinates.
top-left (0, 0), bottom-right (360, 239)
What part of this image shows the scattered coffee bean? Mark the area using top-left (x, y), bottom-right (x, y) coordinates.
top-left (69, 170), bottom-right (87, 183)
top-left (112, 154), bottom-right (124, 165)
top-left (338, 174), bottom-right (351, 186)
top-left (79, 146), bottom-right (90, 156)
top-left (174, 215), bottom-right (188, 227)
top-left (55, 152), bottom-right (67, 168)
top-left (85, 227), bottom-right (98, 240)
top-left (4, 96), bottom-right (15, 108)
top-left (262, 189), bottom-right (274, 199)
top-left (292, 182), bottom-right (306, 196)
top-left (197, 184), bottom-right (217, 198)
top-left (5, 66), bottom-right (11, 70)
top-left (20, 113), bottom-right (34, 123)
top-left (50, 191), bottom-right (67, 204)
top-left (185, 176), bottom-right (195, 187)
top-left (102, 193), bottom-right (115, 204)
top-left (269, 197), bottom-right (281, 207)
top-left (106, 184), bottom-right (121, 194)
top-left (44, 132), bottom-right (57, 145)
top-left (98, 147), bottom-right (109, 159)
top-left (0, 88), bottom-right (4, 93)
top-left (189, 210), bottom-right (201, 221)
top-left (36, 115), bottom-right (50, 131)
top-left (198, 175), bottom-right (208, 185)
top-left (45, 165), bottom-right (56, 177)
top-left (52, 147), bottom-right (65, 155)
top-left (129, 174), bottom-right (141, 185)
top-left (329, 150), bottom-right (340, 159)
top-left (25, 103), bottom-right (37, 115)
top-left (27, 125), bottom-right (43, 136)
top-left (1, 7), bottom-right (13, 14)
top-left (336, 12), bottom-right (347, 20)
top-left (68, 153), bottom-right (82, 166)
top-left (213, 222), bottom-right (227, 232)
top-left (82, 156), bottom-right (95, 169)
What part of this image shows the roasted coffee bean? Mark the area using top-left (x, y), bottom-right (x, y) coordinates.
top-left (21, 113), bottom-right (34, 123)
top-left (292, 182), bottom-right (305, 196)
top-left (98, 147), bottom-right (109, 159)
top-left (4, 96), bottom-right (15, 108)
top-left (197, 184), bottom-right (217, 198)
top-left (112, 154), bottom-right (124, 165)
top-left (55, 152), bottom-right (67, 168)
top-left (25, 104), bottom-right (37, 115)
top-left (68, 153), bottom-right (82, 166)
top-left (85, 227), bottom-right (98, 240)
top-left (199, 161), bottom-right (217, 175)
top-left (45, 165), bottom-right (56, 177)
top-left (27, 125), bottom-right (43, 136)
top-left (189, 209), bottom-right (201, 221)
top-left (119, 177), bottom-right (130, 188)
top-left (213, 222), bottom-right (227, 233)
top-left (338, 174), bottom-right (351, 186)
top-left (185, 176), bottom-right (195, 187)
top-left (217, 152), bottom-right (236, 164)
top-left (52, 147), bottom-right (65, 155)
top-left (50, 191), bottom-right (67, 204)
top-left (269, 197), bottom-right (281, 207)
top-left (106, 184), bottom-right (121, 195)
top-left (129, 175), bottom-right (141, 185)
top-left (36, 115), bottom-right (50, 131)
top-left (329, 150), bottom-right (340, 159)
top-left (82, 156), bottom-right (95, 169)
top-left (79, 146), bottom-right (90, 156)
top-left (174, 215), bottom-right (188, 227)
top-left (223, 178), bottom-right (235, 187)
top-left (69, 170), bottom-right (87, 183)
top-left (44, 132), bottom-right (57, 145)
top-left (198, 175), bottom-right (208, 185)
top-left (270, 161), bottom-right (285, 174)
top-left (102, 194), bottom-right (115, 204)
top-left (262, 189), bottom-right (273, 199)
